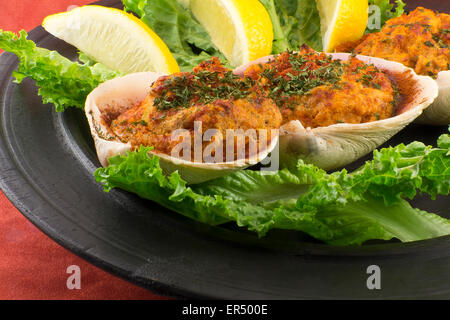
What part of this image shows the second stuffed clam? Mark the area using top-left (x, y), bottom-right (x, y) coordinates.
top-left (234, 49), bottom-right (438, 170)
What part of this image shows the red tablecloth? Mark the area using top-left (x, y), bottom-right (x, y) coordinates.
top-left (0, 0), bottom-right (164, 300)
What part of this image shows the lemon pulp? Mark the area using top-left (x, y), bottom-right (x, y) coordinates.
top-left (43, 5), bottom-right (180, 74)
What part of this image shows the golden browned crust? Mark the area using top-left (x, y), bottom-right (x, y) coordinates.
top-left (244, 47), bottom-right (397, 128)
top-left (108, 49), bottom-right (399, 158)
top-left (110, 58), bottom-right (282, 159)
top-left (338, 7), bottom-right (450, 78)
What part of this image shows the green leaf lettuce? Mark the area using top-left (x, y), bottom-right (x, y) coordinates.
top-left (0, 30), bottom-right (120, 111)
top-left (259, 0), bottom-right (323, 53)
top-left (122, 0), bottom-right (228, 71)
top-left (95, 131), bottom-right (450, 246)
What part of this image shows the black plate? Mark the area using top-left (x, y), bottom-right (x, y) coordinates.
top-left (0, 0), bottom-right (449, 299)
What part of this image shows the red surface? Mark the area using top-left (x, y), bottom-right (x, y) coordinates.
top-left (0, 0), bottom-right (164, 300)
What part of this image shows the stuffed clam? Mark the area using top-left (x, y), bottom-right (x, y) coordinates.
top-left (336, 7), bottom-right (449, 126)
top-left (87, 45), bottom-right (438, 180)
top-left (234, 46), bottom-right (438, 170)
top-left (85, 60), bottom-right (280, 184)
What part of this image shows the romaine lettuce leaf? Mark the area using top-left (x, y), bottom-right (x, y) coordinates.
top-left (95, 131), bottom-right (450, 246)
top-left (95, 146), bottom-right (233, 226)
top-left (259, 0), bottom-right (322, 53)
top-left (0, 30), bottom-right (120, 112)
top-left (259, 0), bottom-right (406, 53)
top-left (122, 0), bottom-right (228, 71)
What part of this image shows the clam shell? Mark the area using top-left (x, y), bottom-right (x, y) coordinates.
top-left (416, 70), bottom-right (450, 125)
top-left (235, 53), bottom-right (439, 170)
top-left (85, 72), bottom-right (279, 184)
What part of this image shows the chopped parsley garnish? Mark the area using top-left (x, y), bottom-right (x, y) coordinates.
top-left (432, 31), bottom-right (449, 49)
top-left (152, 114), bottom-right (167, 121)
top-left (150, 51), bottom-right (390, 111)
top-left (371, 82), bottom-right (382, 90)
top-left (259, 52), bottom-right (345, 107)
top-left (389, 23), bottom-right (432, 31)
top-left (131, 120), bottom-right (148, 126)
top-left (356, 69), bottom-right (382, 90)
top-left (152, 71), bottom-right (255, 111)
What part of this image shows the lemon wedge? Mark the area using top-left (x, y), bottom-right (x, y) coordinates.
top-left (42, 5), bottom-right (180, 74)
top-left (316, 0), bottom-right (368, 52)
top-left (189, 0), bottom-right (273, 67)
